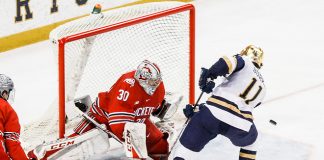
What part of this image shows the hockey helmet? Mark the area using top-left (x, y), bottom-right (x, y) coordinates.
top-left (134, 60), bottom-right (162, 95)
top-left (240, 45), bottom-right (264, 68)
top-left (0, 74), bottom-right (15, 101)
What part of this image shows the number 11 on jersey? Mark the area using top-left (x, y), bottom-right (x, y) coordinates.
top-left (239, 78), bottom-right (262, 105)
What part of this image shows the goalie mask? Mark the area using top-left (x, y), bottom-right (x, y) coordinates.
top-left (240, 45), bottom-right (264, 68)
top-left (0, 74), bottom-right (15, 101)
top-left (134, 60), bottom-right (162, 96)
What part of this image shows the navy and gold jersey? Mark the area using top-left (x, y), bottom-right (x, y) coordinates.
top-left (206, 55), bottom-right (266, 131)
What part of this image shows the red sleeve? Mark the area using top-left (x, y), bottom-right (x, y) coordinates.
top-left (0, 137), bottom-right (10, 160)
top-left (0, 101), bottom-right (28, 160)
top-left (0, 104), bottom-right (10, 160)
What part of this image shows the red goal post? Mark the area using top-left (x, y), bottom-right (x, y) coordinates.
top-left (53, 2), bottom-right (195, 138)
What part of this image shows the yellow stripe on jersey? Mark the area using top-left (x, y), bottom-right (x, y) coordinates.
top-left (222, 56), bottom-right (239, 75)
top-left (222, 56), bottom-right (233, 74)
top-left (207, 97), bottom-right (253, 120)
top-left (239, 153), bottom-right (256, 159)
top-left (233, 55), bottom-right (237, 71)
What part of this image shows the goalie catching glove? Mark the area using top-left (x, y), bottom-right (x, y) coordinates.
top-left (152, 99), bottom-right (170, 119)
top-left (152, 92), bottom-right (183, 120)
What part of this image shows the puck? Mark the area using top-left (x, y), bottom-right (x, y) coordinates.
top-left (269, 119), bottom-right (277, 125)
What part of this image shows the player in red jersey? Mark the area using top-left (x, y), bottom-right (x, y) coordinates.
top-left (0, 74), bottom-right (28, 160)
top-left (74, 59), bottom-right (168, 156)
top-left (29, 60), bottom-right (174, 160)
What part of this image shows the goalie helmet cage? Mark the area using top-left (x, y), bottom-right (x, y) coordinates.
top-left (52, 1), bottom-right (194, 139)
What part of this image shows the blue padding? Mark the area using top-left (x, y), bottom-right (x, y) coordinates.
top-left (233, 55), bottom-right (245, 73)
top-left (209, 58), bottom-right (229, 78)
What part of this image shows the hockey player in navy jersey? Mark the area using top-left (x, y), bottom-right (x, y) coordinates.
top-left (173, 45), bottom-right (266, 160)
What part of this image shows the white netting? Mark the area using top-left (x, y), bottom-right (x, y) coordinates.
top-left (21, 1), bottom-right (193, 155)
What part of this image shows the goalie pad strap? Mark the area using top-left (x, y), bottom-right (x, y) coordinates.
top-left (153, 93), bottom-right (183, 120)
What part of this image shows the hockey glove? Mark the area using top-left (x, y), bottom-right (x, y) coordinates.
top-left (183, 104), bottom-right (195, 118)
top-left (199, 68), bottom-right (215, 93)
top-left (183, 103), bottom-right (206, 119)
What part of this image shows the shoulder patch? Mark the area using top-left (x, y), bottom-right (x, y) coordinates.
top-left (124, 78), bottom-right (135, 87)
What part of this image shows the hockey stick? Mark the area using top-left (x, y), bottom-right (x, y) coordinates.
top-left (168, 91), bottom-right (204, 155)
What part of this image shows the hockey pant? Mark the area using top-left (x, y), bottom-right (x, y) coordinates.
top-left (179, 105), bottom-right (258, 159)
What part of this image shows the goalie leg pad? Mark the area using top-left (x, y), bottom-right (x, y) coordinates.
top-left (28, 129), bottom-right (103, 160)
top-left (123, 122), bottom-right (148, 159)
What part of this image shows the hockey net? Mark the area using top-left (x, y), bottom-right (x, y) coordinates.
top-left (21, 1), bottom-right (195, 155)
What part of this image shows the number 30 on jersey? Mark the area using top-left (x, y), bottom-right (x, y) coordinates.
top-left (117, 89), bottom-right (129, 101)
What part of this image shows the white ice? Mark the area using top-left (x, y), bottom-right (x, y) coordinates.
top-left (1, 0), bottom-right (324, 159)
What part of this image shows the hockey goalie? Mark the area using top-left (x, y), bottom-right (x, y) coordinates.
top-left (27, 60), bottom-right (182, 160)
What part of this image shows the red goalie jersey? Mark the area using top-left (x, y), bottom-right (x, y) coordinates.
top-left (74, 70), bottom-right (168, 155)
top-left (97, 70), bottom-right (165, 133)
top-left (96, 70), bottom-right (167, 152)
top-left (0, 98), bottom-right (28, 160)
